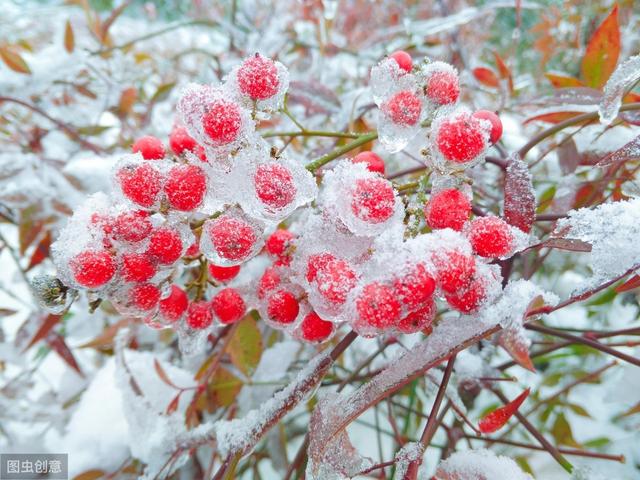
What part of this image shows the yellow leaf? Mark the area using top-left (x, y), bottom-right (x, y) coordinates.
top-left (65, 20), bottom-right (75, 53)
top-left (0, 45), bottom-right (31, 74)
top-left (228, 315), bottom-right (263, 376)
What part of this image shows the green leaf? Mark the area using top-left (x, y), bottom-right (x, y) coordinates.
top-left (552, 412), bottom-right (580, 448)
top-left (515, 456), bottom-right (534, 475)
top-left (207, 367), bottom-right (243, 409)
top-left (568, 403), bottom-right (591, 418)
top-left (150, 82), bottom-right (176, 104)
top-left (227, 315), bottom-right (262, 376)
top-left (586, 287), bottom-right (617, 306)
top-left (584, 436), bottom-right (611, 448)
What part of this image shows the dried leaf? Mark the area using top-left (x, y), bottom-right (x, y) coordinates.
top-left (0, 45), bottom-right (31, 74)
top-left (472, 67), bottom-right (499, 88)
top-left (64, 20), bottom-right (75, 53)
top-left (478, 388), bottom-right (530, 434)
top-left (228, 315), bottom-right (263, 376)
top-left (504, 156), bottom-right (536, 233)
top-left (581, 5), bottom-right (620, 88)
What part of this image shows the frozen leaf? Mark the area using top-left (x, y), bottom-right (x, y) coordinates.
top-left (228, 315), bottom-right (263, 376)
top-left (543, 238), bottom-right (593, 252)
top-left (478, 388), bottom-right (530, 433)
top-left (595, 133), bottom-right (640, 168)
top-left (581, 5), bottom-right (620, 88)
top-left (599, 55), bottom-right (640, 125)
top-left (504, 155), bottom-right (535, 233)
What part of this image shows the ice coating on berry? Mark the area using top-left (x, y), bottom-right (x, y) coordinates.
top-left (432, 108), bottom-right (490, 166)
top-left (350, 177), bottom-right (396, 224)
top-left (169, 125), bottom-right (198, 156)
top-left (356, 282), bottom-right (401, 330)
top-left (164, 164), bottom-right (207, 211)
top-left (114, 154), bottom-right (164, 208)
top-left (254, 162), bottom-right (296, 210)
top-left (397, 299), bottom-right (436, 334)
top-left (370, 57), bottom-right (417, 105)
top-left (200, 211), bottom-right (263, 266)
top-left (314, 258), bottom-right (358, 305)
top-left (186, 300), bottom-right (213, 330)
top-left (159, 285), bottom-right (188, 323)
top-left (208, 264), bottom-right (241, 283)
top-left (389, 50), bottom-right (413, 73)
top-left (132, 135), bottom-right (165, 160)
top-left (267, 289), bottom-right (299, 325)
top-left (298, 311), bottom-right (335, 343)
top-left (468, 216), bottom-right (514, 258)
top-left (70, 250), bottom-right (116, 289)
top-left (382, 90), bottom-right (422, 126)
top-left (258, 265), bottom-right (281, 299)
top-left (472, 110), bottom-right (503, 144)
top-left (121, 252), bottom-right (156, 282)
top-left (129, 283), bottom-right (161, 311)
top-left (228, 55), bottom-right (289, 112)
top-left (393, 263), bottom-right (436, 311)
top-left (426, 188), bottom-right (471, 231)
top-left (351, 151), bottom-right (385, 175)
top-left (147, 227), bottom-right (185, 265)
top-left (420, 61), bottom-right (460, 105)
top-left (212, 288), bottom-right (246, 324)
top-left (112, 210), bottom-right (152, 242)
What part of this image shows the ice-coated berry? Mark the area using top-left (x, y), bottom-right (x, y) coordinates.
top-left (436, 112), bottom-right (486, 163)
top-left (351, 178), bottom-right (395, 224)
top-left (186, 301), bottom-right (213, 329)
top-left (207, 216), bottom-right (257, 262)
top-left (432, 250), bottom-right (476, 295)
top-left (237, 53), bottom-right (280, 100)
top-left (130, 283), bottom-right (161, 311)
top-left (300, 312), bottom-right (334, 342)
top-left (185, 242), bottom-right (200, 257)
top-left (202, 99), bottom-right (242, 145)
top-left (315, 258), bottom-right (357, 304)
top-left (265, 229), bottom-right (295, 259)
top-left (389, 50), bottom-right (413, 73)
top-left (397, 300), bottom-right (436, 334)
top-left (70, 250), bottom-right (116, 288)
top-left (169, 125), bottom-right (198, 156)
top-left (132, 135), bottom-right (165, 160)
top-left (121, 252), bottom-right (156, 282)
top-left (425, 70), bottom-right (460, 105)
top-left (352, 151), bottom-right (385, 175)
top-left (112, 210), bottom-right (152, 243)
top-left (164, 164), bottom-right (207, 211)
top-left (147, 227), bottom-right (183, 265)
top-left (469, 216), bottom-right (513, 258)
top-left (258, 266), bottom-right (281, 299)
top-left (472, 110), bottom-right (503, 144)
top-left (356, 282), bottom-right (401, 329)
top-left (254, 163), bottom-right (296, 211)
top-left (208, 264), bottom-right (241, 283)
top-left (267, 289), bottom-right (299, 324)
top-left (426, 189), bottom-right (471, 231)
top-left (159, 285), bottom-right (188, 323)
top-left (212, 288), bottom-right (246, 324)
top-left (117, 162), bottom-right (163, 208)
top-left (306, 252), bottom-right (337, 283)
top-left (382, 90), bottom-right (422, 126)
top-left (393, 263), bottom-right (436, 310)
top-left (445, 278), bottom-right (486, 314)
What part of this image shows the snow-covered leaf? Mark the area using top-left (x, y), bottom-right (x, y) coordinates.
top-left (504, 155), bottom-right (536, 233)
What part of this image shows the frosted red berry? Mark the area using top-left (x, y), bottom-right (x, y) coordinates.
top-left (265, 229), bottom-right (295, 261)
top-left (469, 216), bottom-right (513, 258)
top-left (436, 113), bottom-right (486, 163)
top-left (207, 216), bottom-right (257, 262)
top-left (208, 264), bottom-right (241, 283)
top-left (472, 110), bottom-right (503, 144)
top-left (352, 151), bottom-right (385, 175)
top-left (356, 282), bottom-right (401, 329)
top-left (305, 252), bottom-right (336, 283)
top-left (117, 162), bottom-right (163, 208)
top-left (186, 301), bottom-right (213, 329)
top-left (445, 277), bottom-right (486, 314)
top-left (382, 90), bottom-right (422, 126)
top-left (397, 300), bottom-right (436, 334)
top-left (130, 283), bottom-right (161, 311)
top-left (112, 210), bottom-right (152, 242)
top-left (351, 178), bottom-right (395, 224)
top-left (169, 125), bottom-right (198, 156)
top-left (237, 53), bottom-right (280, 100)
top-left (159, 285), bottom-right (188, 323)
top-left (267, 289), bottom-right (299, 324)
top-left (132, 135), bottom-right (165, 160)
top-left (258, 266), bottom-right (281, 299)
top-left (426, 189), bottom-right (471, 231)
top-left (70, 250), bottom-right (116, 288)
top-left (164, 164), bottom-right (207, 211)
top-left (185, 242), bottom-right (200, 257)
top-left (393, 263), bottom-right (436, 310)
top-left (202, 99), bottom-right (242, 145)
top-left (389, 50), bottom-right (413, 73)
top-left (300, 312), bottom-right (334, 342)
top-left (254, 163), bottom-right (296, 211)
top-left (121, 252), bottom-right (156, 282)
top-left (315, 258), bottom-right (357, 304)
top-left (432, 250), bottom-right (476, 294)
top-left (425, 70), bottom-right (460, 105)
top-left (212, 288), bottom-right (246, 324)
top-left (147, 227), bottom-right (183, 265)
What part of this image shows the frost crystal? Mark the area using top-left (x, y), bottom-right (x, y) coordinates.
top-left (598, 54), bottom-right (640, 126)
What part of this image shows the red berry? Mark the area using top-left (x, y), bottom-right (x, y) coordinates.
top-left (445, 277), bottom-right (486, 314)
top-left (425, 70), bottom-right (460, 105)
top-left (315, 258), bottom-right (357, 305)
top-left (258, 266), bottom-right (281, 299)
top-left (352, 151), bottom-right (385, 175)
top-left (164, 164), bottom-right (207, 211)
top-left (469, 216), bottom-right (513, 258)
top-left (393, 263), bottom-right (436, 310)
top-left (432, 250), bottom-right (476, 294)
top-left (351, 178), bottom-right (395, 224)
top-left (382, 90), bottom-right (422, 126)
top-left (147, 227), bottom-right (183, 265)
top-left (265, 229), bottom-right (295, 259)
top-left (202, 99), bottom-right (242, 145)
top-left (169, 125), bottom-right (198, 156)
top-left (356, 282), bottom-right (401, 329)
top-left (70, 250), bottom-right (116, 288)
top-left (112, 210), bottom-right (152, 242)
top-left (159, 285), bottom-right (188, 322)
top-left (389, 50), bottom-right (413, 73)
top-left (121, 252), bottom-right (156, 282)
top-left (306, 252), bottom-right (337, 283)
top-left (300, 312), bottom-right (334, 342)
top-left (130, 283), bottom-right (161, 311)
top-left (208, 264), bottom-right (241, 283)
top-left (397, 299), bottom-right (436, 334)
top-left (237, 53), bottom-right (280, 100)
top-left (436, 112), bottom-right (486, 163)
top-left (207, 216), bottom-right (257, 262)
top-left (254, 163), bottom-right (296, 211)
top-left (132, 136), bottom-right (165, 160)
top-left (211, 288), bottom-right (246, 324)
top-left (185, 242), bottom-right (200, 257)
top-left (267, 289), bottom-right (299, 324)
top-left (472, 110), bottom-right (503, 144)
top-left (426, 189), bottom-right (471, 231)
top-left (186, 301), bottom-right (213, 329)
top-left (117, 162), bottom-right (163, 207)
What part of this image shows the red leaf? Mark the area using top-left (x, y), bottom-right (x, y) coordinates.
top-left (499, 328), bottom-right (535, 372)
top-left (595, 134), bottom-right (640, 168)
top-left (479, 388), bottom-right (530, 434)
top-left (25, 314), bottom-right (61, 350)
top-left (524, 111), bottom-right (585, 124)
top-left (504, 157), bottom-right (536, 233)
top-left (46, 331), bottom-right (83, 377)
top-left (616, 274), bottom-right (640, 293)
top-left (26, 231), bottom-right (51, 271)
top-left (166, 392), bottom-right (181, 415)
top-left (493, 52), bottom-right (513, 92)
top-left (581, 5), bottom-right (620, 88)
top-left (473, 67), bottom-right (499, 88)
